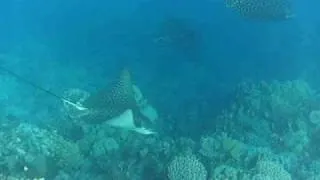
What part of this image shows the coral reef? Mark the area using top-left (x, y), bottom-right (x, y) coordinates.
top-left (0, 123), bottom-right (83, 179)
top-left (1, 78), bottom-right (320, 179)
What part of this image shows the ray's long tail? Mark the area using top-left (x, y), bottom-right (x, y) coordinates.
top-left (0, 66), bottom-right (86, 110)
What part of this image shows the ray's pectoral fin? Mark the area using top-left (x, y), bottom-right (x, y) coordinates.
top-left (106, 109), bottom-right (157, 135)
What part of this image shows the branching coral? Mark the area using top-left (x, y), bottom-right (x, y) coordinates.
top-left (221, 134), bottom-right (244, 161)
top-left (223, 80), bottom-right (314, 139)
top-left (0, 122), bottom-right (84, 178)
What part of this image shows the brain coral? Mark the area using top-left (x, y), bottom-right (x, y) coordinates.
top-left (168, 154), bottom-right (207, 180)
top-left (256, 160), bottom-right (291, 180)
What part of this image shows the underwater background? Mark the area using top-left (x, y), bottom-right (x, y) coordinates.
top-left (1, 0), bottom-right (320, 179)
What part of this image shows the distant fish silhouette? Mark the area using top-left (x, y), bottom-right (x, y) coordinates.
top-left (81, 69), bottom-right (156, 134)
top-left (226, 0), bottom-right (294, 21)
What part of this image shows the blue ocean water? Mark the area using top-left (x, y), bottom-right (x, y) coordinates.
top-left (0, 0), bottom-right (320, 179)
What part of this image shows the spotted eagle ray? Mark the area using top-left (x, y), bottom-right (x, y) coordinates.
top-left (0, 65), bottom-right (156, 134)
top-left (80, 69), bottom-right (156, 134)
